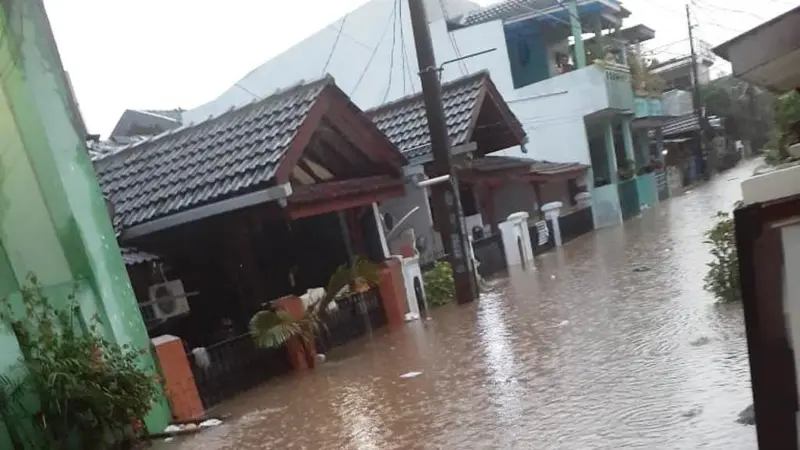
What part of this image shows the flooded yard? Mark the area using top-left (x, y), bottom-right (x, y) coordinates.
top-left (155, 161), bottom-right (758, 449)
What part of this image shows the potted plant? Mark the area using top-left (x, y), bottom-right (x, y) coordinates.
top-left (249, 257), bottom-right (382, 356)
top-left (0, 275), bottom-right (160, 449)
top-left (618, 159), bottom-right (636, 181)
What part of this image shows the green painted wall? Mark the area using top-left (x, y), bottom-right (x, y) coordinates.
top-left (0, 0), bottom-right (169, 443)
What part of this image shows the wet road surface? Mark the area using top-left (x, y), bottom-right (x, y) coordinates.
top-left (155, 161), bottom-right (758, 449)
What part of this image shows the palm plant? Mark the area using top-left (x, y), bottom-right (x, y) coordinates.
top-left (249, 257), bottom-right (382, 352)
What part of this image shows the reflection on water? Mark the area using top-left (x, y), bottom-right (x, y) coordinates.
top-left (154, 162), bottom-right (758, 450)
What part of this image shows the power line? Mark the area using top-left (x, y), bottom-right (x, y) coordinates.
top-left (691, 0), bottom-right (764, 21)
top-left (351, 3), bottom-right (397, 97)
top-left (398, 0), bottom-right (414, 95)
top-left (381, 0), bottom-right (400, 103)
top-left (642, 38), bottom-right (689, 55)
top-left (438, 0), bottom-right (468, 75)
top-left (321, 15), bottom-right (348, 76)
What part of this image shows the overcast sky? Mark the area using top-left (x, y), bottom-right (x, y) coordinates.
top-left (43, 0), bottom-right (797, 137)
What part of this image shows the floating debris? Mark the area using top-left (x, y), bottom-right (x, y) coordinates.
top-left (690, 336), bottom-right (711, 347)
top-left (315, 353), bottom-right (327, 364)
top-left (400, 371), bottom-right (423, 379)
top-left (557, 320), bottom-right (569, 327)
top-left (633, 266), bottom-right (651, 273)
top-left (200, 418), bottom-right (223, 428)
top-left (737, 404), bottom-right (755, 425)
top-left (682, 406), bottom-right (703, 418)
top-left (404, 312), bottom-right (420, 322)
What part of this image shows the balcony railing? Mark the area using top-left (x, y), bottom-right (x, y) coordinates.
top-left (634, 97), bottom-right (665, 118)
top-left (604, 63), bottom-right (634, 111)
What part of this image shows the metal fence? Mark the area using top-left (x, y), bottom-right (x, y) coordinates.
top-left (316, 289), bottom-right (387, 352)
top-left (560, 207), bottom-right (594, 244)
top-left (188, 289), bottom-right (387, 408)
top-left (473, 234), bottom-right (507, 277)
top-left (530, 220), bottom-right (556, 255)
top-left (189, 333), bottom-right (293, 409)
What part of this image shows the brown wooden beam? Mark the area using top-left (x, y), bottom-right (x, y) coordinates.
top-left (274, 91), bottom-right (332, 184)
top-left (287, 185), bottom-right (405, 220)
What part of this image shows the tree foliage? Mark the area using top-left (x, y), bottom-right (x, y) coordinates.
top-left (699, 77), bottom-right (775, 150)
top-left (0, 275), bottom-right (159, 449)
top-left (422, 262), bottom-right (455, 308)
top-left (703, 212), bottom-right (741, 303)
top-left (249, 257), bottom-right (382, 351)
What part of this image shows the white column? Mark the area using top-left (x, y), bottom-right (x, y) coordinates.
top-left (372, 202), bottom-right (390, 259)
top-left (541, 201), bottom-right (564, 247)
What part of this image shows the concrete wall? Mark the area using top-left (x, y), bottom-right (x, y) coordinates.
top-left (0, 1), bottom-right (170, 439)
top-left (181, 0), bottom-right (605, 166)
top-left (494, 181), bottom-right (537, 221)
top-left (184, 0), bottom-right (486, 125)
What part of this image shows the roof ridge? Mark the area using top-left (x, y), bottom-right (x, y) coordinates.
top-left (366, 70), bottom-right (490, 115)
top-left (95, 74), bottom-right (336, 164)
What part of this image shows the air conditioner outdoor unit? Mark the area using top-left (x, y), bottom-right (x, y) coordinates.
top-left (143, 280), bottom-right (190, 320)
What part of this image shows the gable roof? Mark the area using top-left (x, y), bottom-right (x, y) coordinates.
top-left (95, 76), bottom-right (405, 230)
top-left (367, 71), bottom-right (525, 161)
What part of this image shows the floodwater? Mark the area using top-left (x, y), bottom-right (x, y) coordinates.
top-left (155, 161), bottom-right (758, 450)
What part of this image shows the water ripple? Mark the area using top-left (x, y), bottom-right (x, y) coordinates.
top-left (153, 161), bottom-right (759, 450)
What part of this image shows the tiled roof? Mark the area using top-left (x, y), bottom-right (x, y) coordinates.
top-left (458, 0), bottom-right (548, 26)
top-left (660, 113), bottom-right (723, 137)
top-left (465, 155), bottom-right (588, 176)
top-left (142, 109), bottom-right (184, 122)
top-left (368, 71), bottom-right (519, 161)
top-left (94, 76), bottom-right (334, 228)
top-left (121, 247), bottom-right (161, 267)
top-left (456, 0), bottom-right (628, 28)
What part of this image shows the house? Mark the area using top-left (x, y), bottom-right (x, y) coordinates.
top-left (110, 108), bottom-right (184, 139)
top-left (179, 0), bottom-right (669, 231)
top-left (711, 7), bottom-right (800, 448)
top-left (367, 71), bottom-right (590, 266)
top-left (649, 39), bottom-right (716, 91)
top-left (712, 6), bottom-right (800, 93)
top-left (658, 112), bottom-right (724, 191)
top-left (94, 75), bottom-right (409, 351)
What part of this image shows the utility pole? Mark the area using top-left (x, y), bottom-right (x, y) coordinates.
top-left (406, 0), bottom-right (477, 304)
top-left (686, 4), bottom-right (711, 180)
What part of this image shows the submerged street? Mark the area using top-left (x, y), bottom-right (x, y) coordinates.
top-left (156, 160), bottom-right (758, 450)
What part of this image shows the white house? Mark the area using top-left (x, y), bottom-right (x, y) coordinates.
top-left (181, 0), bottom-right (670, 230)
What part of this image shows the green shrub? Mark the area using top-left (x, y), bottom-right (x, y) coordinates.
top-left (703, 212), bottom-right (741, 303)
top-left (0, 275), bottom-right (160, 449)
top-left (423, 262), bottom-right (455, 308)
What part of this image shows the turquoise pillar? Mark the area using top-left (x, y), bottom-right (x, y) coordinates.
top-left (656, 127), bottom-right (665, 163)
top-left (0, 0), bottom-right (169, 436)
top-left (604, 121), bottom-right (619, 184)
top-left (568, 0), bottom-right (586, 68)
top-left (621, 117), bottom-right (636, 166)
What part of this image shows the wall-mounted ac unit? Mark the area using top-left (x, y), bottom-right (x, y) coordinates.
top-left (142, 280), bottom-right (190, 320)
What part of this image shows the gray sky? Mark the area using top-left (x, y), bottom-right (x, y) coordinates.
top-left (44, 0), bottom-right (797, 137)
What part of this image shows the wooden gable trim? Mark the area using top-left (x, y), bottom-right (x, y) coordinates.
top-left (475, 76), bottom-right (526, 145)
top-left (274, 90), bottom-right (333, 185)
top-left (465, 83), bottom-right (490, 144)
top-left (323, 85), bottom-right (407, 175)
top-left (286, 184), bottom-right (405, 220)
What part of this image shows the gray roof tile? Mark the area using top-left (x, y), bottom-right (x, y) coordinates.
top-left (121, 247), bottom-right (161, 266)
top-left (367, 71), bottom-right (490, 161)
top-left (95, 77), bottom-right (333, 229)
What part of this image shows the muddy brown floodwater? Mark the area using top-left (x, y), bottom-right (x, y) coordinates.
top-left (154, 161), bottom-right (760, 450)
